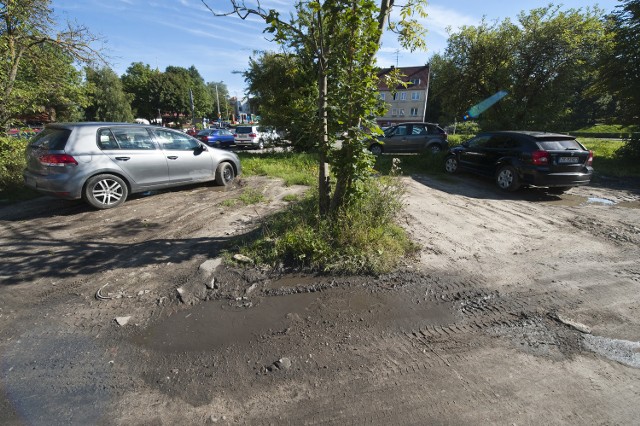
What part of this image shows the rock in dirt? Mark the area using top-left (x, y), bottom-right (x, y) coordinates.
top-left (233, 254), bottom-right (253, 264)
top-left (115, 316), bottom-right (132, 326)
top-left (199, 258), bottom-right (222, 276)
top-left (275, 357), bottom-right (292, 370)
top-left (555, 314), bottom-right (592, 334)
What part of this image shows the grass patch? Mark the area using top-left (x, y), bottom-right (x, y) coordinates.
top-left (238, 151), bottom-right (317, 186)
top-left (578, 137), bottom-right (640, 178)
top-left (234, 176), bottom-right (418, 275)
top-left (222, 188), bottom-right (267, 207)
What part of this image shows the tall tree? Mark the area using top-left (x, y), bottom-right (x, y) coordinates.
top-left (600, 0), bottom-right (640, 124)
top-left (243, 51), bottom-right (317, 150)
top-left (0, 0), bottom-right (102, 129)
top-left (430, 5), bottom-right (607, 130)
top-left (84, 67), bottom-right (134, 122)
top-left (203, 0), bottom-right (428, 216)
top-left (121, 62), bottom-right (162, 121)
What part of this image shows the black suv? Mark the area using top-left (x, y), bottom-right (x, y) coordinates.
top-left (368, 122), bottom-right (448, 155)
top-left (444, 131), bottom-right (593, 193)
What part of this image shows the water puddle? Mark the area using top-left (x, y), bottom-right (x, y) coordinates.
top-left (541, 195), bottom-right (640, 208)
top-left (583, 335), bottom-right (640, 369)
top-left (132, 289), bottom-right (454, 353)
top-left (586, 197), bottom-right (616, 206)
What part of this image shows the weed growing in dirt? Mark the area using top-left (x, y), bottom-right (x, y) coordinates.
top-left (222, 188), bottom-right (266, 207)
top-left (235, 171), bottom-right (418, 275)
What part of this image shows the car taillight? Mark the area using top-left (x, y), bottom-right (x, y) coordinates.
top-left (39, 154), bottom-right (78, 167)
top-left (233, 133), bottom-right (237, 137)
top-left (531, 150), bottom-right (550, 166)
top-left (587, 150), bottom-right (593, 166)
top-left (249, 133), bottom-right (257, 138)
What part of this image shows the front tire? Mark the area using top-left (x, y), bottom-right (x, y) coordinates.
top-left (215, 162), bottom-right (236, 186)
top-left (83, 174), bottom-right (128, 209)
top-left (369, 144), bottom-right (383, 155)
top-left (444, 155), bottom-right (459, 173)
top-left (495, 165), bottom-right (520, 192)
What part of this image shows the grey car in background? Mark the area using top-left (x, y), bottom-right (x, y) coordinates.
top-left (368, 122), bottom-right (448, 155)
top-left (23, 122), bottom-right (241, 209)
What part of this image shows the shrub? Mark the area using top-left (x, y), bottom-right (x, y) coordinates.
top-left (0, 137), bottom-right (28, 196)
top-left (237, 173), bottom-right (417, 275)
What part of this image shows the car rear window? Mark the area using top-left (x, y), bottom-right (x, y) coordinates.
top-left (536, 138), bottom-right (584, 151)
top-left (236, 127), bottom-right (253, 134)
top-left (28, 128), bottom-right (71, 150)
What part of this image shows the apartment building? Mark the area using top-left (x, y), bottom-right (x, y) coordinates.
top-left (376, 65), bottom-right (430, 127)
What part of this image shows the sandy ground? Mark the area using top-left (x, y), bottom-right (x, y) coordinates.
top-left (0, 171), bottom-right (639, 425)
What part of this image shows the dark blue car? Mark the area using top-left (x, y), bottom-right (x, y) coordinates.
top-left (197, 128), bottom-right (235, 148)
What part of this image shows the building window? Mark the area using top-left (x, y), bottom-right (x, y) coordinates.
top-left (411, 92), bottom-right (420, 101)
top-left (410, 107), bottom-right (419, 116)
top-left (410, 78), bottom-right (421, 85)
top-left (399, 109), bottom-right (405, 116)
top-left (391, 108), bottom-right (398, 116)
top-left (380, 92), bottom-right (386, 100)
top-left (400, 92), bottom-right (407, 101)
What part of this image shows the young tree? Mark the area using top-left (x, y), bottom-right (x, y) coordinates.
top-left (84, 67), bottom-right (134, 122)
top-left (202, 0), bottom-right (428, 216)
top-left (0, 0), bottom-right (102, 129)
top-left (243, 51), bottom-right (317, 150)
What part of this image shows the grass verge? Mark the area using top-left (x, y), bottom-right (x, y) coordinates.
top-left (234, 176), bottom-right (418, 275)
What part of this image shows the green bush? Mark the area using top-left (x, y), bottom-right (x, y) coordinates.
top-left (237, 174), bottom-right (417, 275)
top-left (0, 136), bottom-right (29, 197)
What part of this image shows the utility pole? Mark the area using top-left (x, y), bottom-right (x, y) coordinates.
top-left (422, 64), bottom-right (431, 122)
top-left (215, 84), bottom-right (221, 124)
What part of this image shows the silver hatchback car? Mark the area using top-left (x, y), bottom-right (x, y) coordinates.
top-left (23, 122), bottom-right (242, 209)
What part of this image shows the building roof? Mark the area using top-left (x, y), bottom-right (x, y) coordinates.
top-left (377, 65), bottom-right (430, 91)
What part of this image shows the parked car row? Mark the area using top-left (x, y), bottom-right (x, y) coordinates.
top-left (365, 123), bottom-right (593, 193)
top-left (195, 125), bottom-right (281, 150)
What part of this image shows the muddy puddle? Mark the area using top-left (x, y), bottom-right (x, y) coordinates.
top-left (543, 195), bottom-right (640, 208)
top-left (132, 288), bottom-right (454, 353)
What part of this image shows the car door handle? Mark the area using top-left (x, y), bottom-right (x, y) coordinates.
top-left (115, 157), bottom-right (130, 161)
top-left (167, 156), bottom-right (178, 160)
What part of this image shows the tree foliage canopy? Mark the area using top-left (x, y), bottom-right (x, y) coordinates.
top-left (0, 0), bottom-right (101, 129)
top-left (84, 67), bottom-right (134, 122)
top-left (430, 5), bottom-right (609, 130)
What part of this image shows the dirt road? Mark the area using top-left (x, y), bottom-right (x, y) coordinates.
top-left (0, 172), bottom-right (639, 424)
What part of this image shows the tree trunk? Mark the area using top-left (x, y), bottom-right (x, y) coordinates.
top-left (317, 56), bottom-right (331, 217)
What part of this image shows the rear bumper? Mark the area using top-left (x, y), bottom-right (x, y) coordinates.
top-left (521, 167), bottom-right (593, 188)
top-left (23, 170), bottom-right (83, 199)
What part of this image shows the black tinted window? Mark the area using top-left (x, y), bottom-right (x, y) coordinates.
top-left (467, 135), bottom-right (491, 148)
top-left (536, 138), bottom-right (584, 150)
top-left (29, 128), bottom-right (71, 150)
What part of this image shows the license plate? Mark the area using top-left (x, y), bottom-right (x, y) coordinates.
top-left (558, 157), bottom-right (579, 164)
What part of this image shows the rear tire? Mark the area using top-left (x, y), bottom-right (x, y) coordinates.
top-left (83, 174), bottom-right (128, 209)
top-left (495, 165), bottom-right (520, 192)
top-left (215, 162), bottom-right (236, 186)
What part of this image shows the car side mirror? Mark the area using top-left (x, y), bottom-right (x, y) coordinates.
top-left (195, 144), bottom-right (207, 154)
